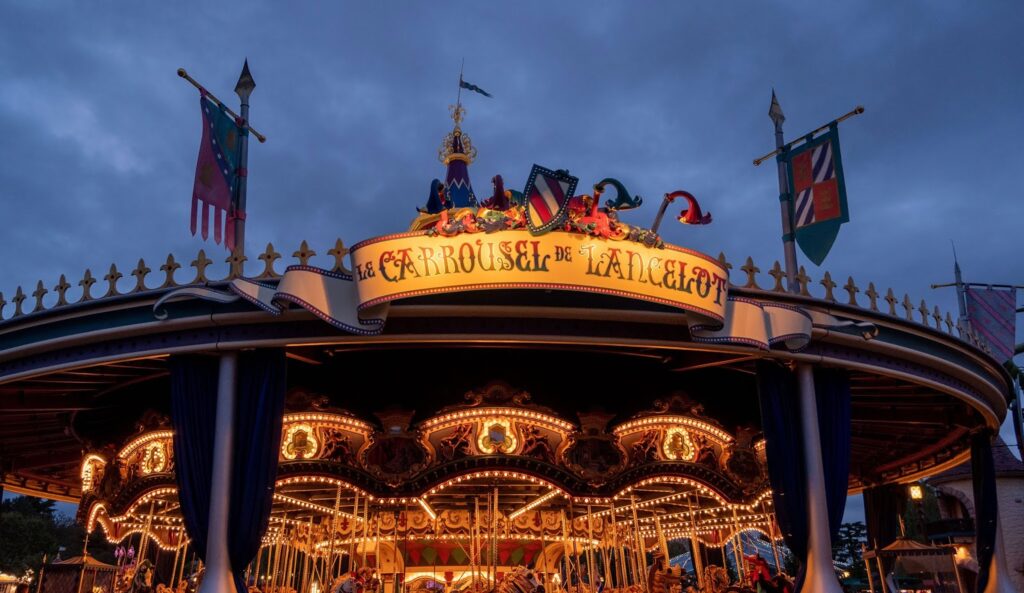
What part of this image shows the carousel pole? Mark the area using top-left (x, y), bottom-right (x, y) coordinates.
top-left (686, 494), bottom-right (703, 589)
top-left (730, 508), bottom-right (743, 583)
top-left (253, 545), bottom-right (263, 590)
top-left (560, 511), bottom-right (572, 592)
top-left (394, 508), bottom-right (402, 593)
top-left (473, 497), bottom-right (481, 592)
top-left (361, 496), bottom-right (370, 568)
top-left (349, 493), bottom-right (361, 573)
top-left (274, 520), bottom-right (286, 593)
top-left (568, 503), bottom-right (582, 590)
top-left (178, 541), bottom-right (191, 586)
top-left (628, 496), bottom-right (647, 592)
top-left (302, 516), bottom-right (314, 593)
top-left (615, 506), bottom-right (628, 589)
top-left (599, 515), bottom-right (612, 592)
top-left (326, 484), bottom-right (342, 580)
top-left (762, 502), bottom-right (780, 576)
top-left (586, 506), bottom-right (597, 592)
top-left (654, 516), bottom-right (669, 571)
top-left (492, 488), bottom-right (499, 586)
top-left (197, 351), bottom-right (238, 593)
top-left (171, 533), bottom-right (183, 588)
top-left (767, 91), bottom-right (844, 593)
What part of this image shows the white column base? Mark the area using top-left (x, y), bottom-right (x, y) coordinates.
top-left (983, 513), bottom-right (1016, 593)
top-left (797, 364), bottom-right (844, 593)
top-left (199, 352), bottom-right (237, 593)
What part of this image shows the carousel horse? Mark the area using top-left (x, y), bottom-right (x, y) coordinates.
top-left (699, 566), bottom-right (730, 593)
top-left (648, 550), bottom-right (687, 593)
top-left (132, 559), bottom-right (155, 593)
top-left (495, 567), bottom-right (538, 593)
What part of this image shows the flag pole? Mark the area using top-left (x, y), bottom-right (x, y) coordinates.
top-left (178, 68), bottom-right (266, 143)
top-left (754, 105), bottom-right (863, 166)
top-left (768, 90), bottom-right (799, 291)
top-left (457, 58), bottom-right (465, 108)
top-left (233, 60), bottom-right (256, 259)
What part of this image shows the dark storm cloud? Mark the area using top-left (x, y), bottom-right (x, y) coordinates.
top-left (1, 2), bottom-right (1022, 513)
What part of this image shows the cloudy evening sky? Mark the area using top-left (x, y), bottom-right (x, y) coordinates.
top-left (1, 3), bottom-right (1022, 520)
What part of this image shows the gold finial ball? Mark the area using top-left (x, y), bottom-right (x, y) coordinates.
top-left (177, 68), bottom-right (187, 78)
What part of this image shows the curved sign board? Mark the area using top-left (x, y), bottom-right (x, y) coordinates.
top-left (349, 229), bottom-right (729, 322)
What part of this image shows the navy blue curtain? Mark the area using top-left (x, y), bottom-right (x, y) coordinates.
top-left (814, 369), bottom-right (851, 539)
top-left (863, 484), bottom-right (907, 548)
top-left (756, 361), bottom-right (808, 580)
top-left (170, 355), bottom-right (221, 562)
top-left (228, 350), bottom-right (287, 593)
top-left (971, 430), bottom-right (998, 593)
top-left (756, 363), bottom-right (852, 592)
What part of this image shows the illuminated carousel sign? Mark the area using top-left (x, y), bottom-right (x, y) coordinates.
top-left (349, 230), bottom-right (729, 320)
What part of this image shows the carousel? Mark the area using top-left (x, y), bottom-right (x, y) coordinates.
top-left (0, 85), bottom-right (1014, 593)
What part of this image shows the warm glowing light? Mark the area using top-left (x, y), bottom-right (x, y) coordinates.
top-left (417, 497), bottom-right (437, 521)
top-left (662, 427), bottom-right (696, 461)
top-left (119, 431), bottom-right (174, 460)
top-left (281, 423), bottom-right (319, 460)
top-left (421, 407), bottom-right (574, 433)
top-left (477, 418), bottom-right (517, 454)
top-left (140, 441), bottom-right (168, 474)
top-left (81, 454), bottom-right (106, 492)
top-left (613, 416), bottom-right (733, 442)
top-left (908, 484), bottom-right (924, 501)
top-left (509, 489), bottom-right (562, 520)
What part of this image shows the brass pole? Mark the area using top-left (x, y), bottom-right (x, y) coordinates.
top-left (350, 493), bottom-right (361, 572)
top-left (560, 511), bottom-right (572, 592)
top-left (170, 531), bottom-right (183, 588)
top-left (473, 497), bottom-right (481, 592)
top-left (753, 106), bottom-right (865, 166)
top-left (687, 494), bottom-right (704, 589)
top-left (731, 507), bottom-right (744, 583)
top-left (629, 495), bottom-right (647, 592)
top-left (178, 541), bottom-right (190, 585)
top-left (492, 488), bottom-right (499, 586)
top-left (362, 496), bottom-right (370, 569)
top-left (176, 68), bottom-right (267, 143)
top-left (586, 505), bottom-right (597, 592)
top-left (569, 503), bottom-right (582, 590)
top-left (654, 516), bottom-right (670, 571)
top-left (326, 484), bottom-right (342, 580)
top-left (253, 544), bottom-right (263, 590)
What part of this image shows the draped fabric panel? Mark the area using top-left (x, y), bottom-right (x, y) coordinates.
top-left (971, 430), bottom-right (998, 593)
top-left (814, 368), bottom-right (851, 539)
top-left (756, 361), bottom-right (808, 585)
top-left (863, 484), bottom-right (907, 548)
top-left (169, 355), bottom-right (221, 562)
top-left (228, 350), bottom-right (288, 593)
top-left (756, 363), bottom-right (853, 592)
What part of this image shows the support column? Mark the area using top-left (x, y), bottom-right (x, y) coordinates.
top-left (796, 364), bottom-right (843, 593)
top-left (198, 352), bottom-right (237, 593)
top-left (983, 515), bottom-right (1016, 593)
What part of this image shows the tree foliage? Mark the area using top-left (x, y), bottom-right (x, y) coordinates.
top-left (0, 495), bottom-right (113, 580)
top-left (832, 521), bottom-right (868, 579)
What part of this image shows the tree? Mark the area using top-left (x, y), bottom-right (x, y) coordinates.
top-left (0, 495), bottom-right (114, 582)
top-left (832, 521), bottom-right (868, 579)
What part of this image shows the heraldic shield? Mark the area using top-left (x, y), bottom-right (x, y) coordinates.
top-left (523, 164), bottom-right (579, 236)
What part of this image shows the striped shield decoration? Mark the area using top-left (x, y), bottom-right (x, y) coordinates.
top-left (965, 286), bottom-right (1017, 361)
top-left (784, 123), bottom-right (850, 266)
top-left (523, 164), bottom-right (579, 235)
